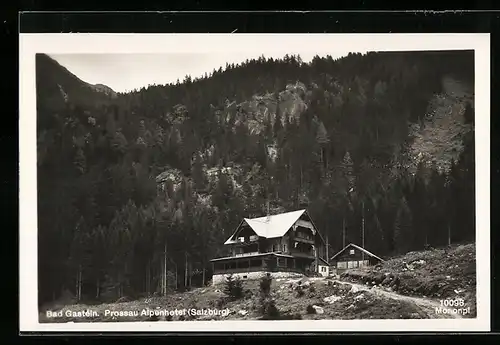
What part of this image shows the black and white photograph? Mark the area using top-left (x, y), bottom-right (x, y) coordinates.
top-left (19, 34), bottom-right (490, 332)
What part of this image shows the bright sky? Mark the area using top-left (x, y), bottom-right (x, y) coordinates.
top-left (50, 51), bottom-right (360, 93)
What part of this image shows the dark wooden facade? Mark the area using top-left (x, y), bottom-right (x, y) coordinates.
top-left (212, 253), bottom-right (316, 275)
top-left (330, 243), bottom-right (383, 273)
top-left (211, 210), bottom-right (327, 276)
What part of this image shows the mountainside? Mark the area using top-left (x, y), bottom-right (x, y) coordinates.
top-left (36, 54), bottom-right (117, 119)
top-left (36, 51), bottom-right (475, 306)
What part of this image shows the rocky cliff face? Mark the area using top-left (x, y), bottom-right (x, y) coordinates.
top-left (155, 81), bottom-right (311, 198)
top-left (92, 83), bottom-right (118, 98)
top-left (155, 74), bottom-right (473, 214)
top-left (409, 76), bottom-right (474, 174)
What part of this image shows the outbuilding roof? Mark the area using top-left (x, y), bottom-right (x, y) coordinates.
top-left (329, 243), bottom-right (384, 262)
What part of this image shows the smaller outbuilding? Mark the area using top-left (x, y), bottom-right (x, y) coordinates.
top-left (329, 243), bottom-right (384, 275)
top-left (316, 257), bottom-right (330, 277)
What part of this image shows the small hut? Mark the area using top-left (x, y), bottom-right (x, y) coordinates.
top-left (329, 243), bottom-right (384, 275)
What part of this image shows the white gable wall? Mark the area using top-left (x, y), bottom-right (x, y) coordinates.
top-left (318, 264), bottom-right (329, 277)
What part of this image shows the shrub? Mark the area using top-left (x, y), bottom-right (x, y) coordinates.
top-left (463, 102), bottom-right (474, 124)
top-left (306, 304), bottom-right (315, 314)
top-left (215, 297), bottom-right (227, 309)
top-left (223, 274), bottom-right (244, 300)
top-left (259, 273), bottom-right (272, 296)
top-left (244, 289), bottom-right (253, 299)
top-left (258, 273), bottom-right (280, 319)
top-left (115, 296), bottom-right (131, 303)
top-left (260, 297), bottom-right (280, 320)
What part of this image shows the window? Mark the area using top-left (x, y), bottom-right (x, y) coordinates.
top-left (337, 262), bottom-right (347, 269)
top-left (359, 260), bottom-right (369, 267)
top-left (321, 267), bottom-right (327, 272)
top-left (349, 249), bottom-right (355, 255)
top-left (283, 244), bottom-right (287, 252)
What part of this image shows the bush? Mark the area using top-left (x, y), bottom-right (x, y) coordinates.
top-left (115, 296), bottom-right (131, 303)
top-left (463, 102), bottom-right (474, 124)
top-left (259, 273), bottom-right (272, 296)
top-left (223, 274), bottom-right (244, 300)
top-left (244, 289), bottom-right (253, 299)
top-left (306, 305), bottom-right (315, 314)
top-left (258, 273), bottom-right (280, 319)
top-left (215, 297), bottom-right (227, 309)
top-left (260, 297), bottom-right (280, 320)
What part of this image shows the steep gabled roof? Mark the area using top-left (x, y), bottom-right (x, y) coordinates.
top-left (329, 243), bottom-right (384, 262)
top-left (318, 257), bottom-right (329, 265)
top-left (245, 209), bottom-right (307, 238)
top-left (224, 209), bottom-right (306, 244)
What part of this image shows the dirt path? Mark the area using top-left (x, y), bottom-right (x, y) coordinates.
top-left (333, 280), bottom-right (463, 319)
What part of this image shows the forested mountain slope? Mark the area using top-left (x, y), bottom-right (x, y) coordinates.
top-left (36, 51), bottom-right (475, 305)
top-left (36, 54), bottom-right (117, 116)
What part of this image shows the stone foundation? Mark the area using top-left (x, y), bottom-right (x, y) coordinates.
top-left (212, 271), bottom-right (304, 285)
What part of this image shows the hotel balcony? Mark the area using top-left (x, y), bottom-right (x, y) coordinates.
top-left (294, 236), bottom-right (315, 245)
top-left (233, 251), bottom-right (260, 258)
top-left (290, 251), bottom-right (316, 259)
